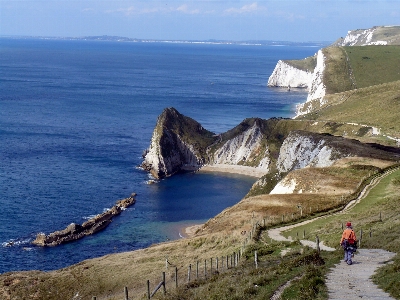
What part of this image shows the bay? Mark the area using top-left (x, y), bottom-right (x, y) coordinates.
top-left (0, 38), bottom-right (316, 273)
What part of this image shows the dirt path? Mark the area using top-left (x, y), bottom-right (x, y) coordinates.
top-left (267, 167), bottom-right (399, 299)
top-left (326, 249), bottom-right (396, 300)
top-left (267, 167), bottom-right (399, 249)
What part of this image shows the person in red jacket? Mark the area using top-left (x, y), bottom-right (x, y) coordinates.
top-left (340, 222), bottom-right (357, 265)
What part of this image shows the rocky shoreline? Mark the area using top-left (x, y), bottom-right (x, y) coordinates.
top-left (32, 193), bottom-right (136, 247)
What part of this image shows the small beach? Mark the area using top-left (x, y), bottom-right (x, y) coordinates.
top-left (199, 164), bottom-right (267, 178)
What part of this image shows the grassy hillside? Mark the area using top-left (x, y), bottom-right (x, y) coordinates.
top-left (285, 55), bottom-right (317, 73)
top-left (2, 160), bottom-right (399, 299)
top-left (371, 26), bottom-right (400, 44)
top-left (322, 47), bottom-right (354, 94)
top-left (298, 80), bottom-right (400, 143)
top-left (320, 45), bottom-right (400, 94)
top-left (344, 45), bottom-right (400, 89)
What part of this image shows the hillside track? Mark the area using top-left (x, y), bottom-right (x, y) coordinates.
top-left (267, 166), bottom-right (400, 247)
top-left (326, 249), bottom-right (396, 300)
top-left (267, 166), bottom-right (399, 299)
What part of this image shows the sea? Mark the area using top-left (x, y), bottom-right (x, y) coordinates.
top-left (0, 38), bottom-right (319, 274)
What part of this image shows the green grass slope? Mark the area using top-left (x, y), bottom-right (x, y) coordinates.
top-left (344, 45), bottom-right (400, 89)
top-left (285, 55), bottom-right (317, 73)
top-left (298, 80), bottom-right (400, 142)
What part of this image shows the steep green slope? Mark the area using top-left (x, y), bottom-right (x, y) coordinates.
top-left (344, 45), bottom-right (400, 88)
top-left (298, 80), bottom-right (400, 143)
top-left (284, 55), bottom-right (317, 73)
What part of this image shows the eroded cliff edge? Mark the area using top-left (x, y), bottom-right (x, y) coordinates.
top-left (269, 25), bottom-right (400, 117)
top-left (142, 108), bottom-right (399, 196)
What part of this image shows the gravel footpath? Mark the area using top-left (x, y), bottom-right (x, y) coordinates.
top-left (326, 249), bottom-right (396, 300)
top-left (267, 167), bottom-right (399, 299)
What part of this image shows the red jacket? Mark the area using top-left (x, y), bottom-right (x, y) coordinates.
top-left (340, 228), bottom-right (357, 244)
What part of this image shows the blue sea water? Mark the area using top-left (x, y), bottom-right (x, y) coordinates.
top-left (0, 38), bottom-right (317, 274)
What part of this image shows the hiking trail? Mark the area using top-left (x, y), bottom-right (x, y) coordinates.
top-left (267, 167), bottom-right (399, 300)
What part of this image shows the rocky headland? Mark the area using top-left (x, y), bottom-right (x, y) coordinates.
top-left (142, 107), bottom-right (400, 198)
top-left (32, 193), bottom-right (136, 246)
top-left (268, 25), bottom-right (400, 117)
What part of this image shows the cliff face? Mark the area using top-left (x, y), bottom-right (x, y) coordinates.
top-left (267, 60), bottom-right (313, 89)
top-left (143, 108), bottom-right (399, 197)
top-left (211, 120), bottom-right (270, 171)
top-left (295, 50), bottom-right (326, 116)
top-left (276, 130), bottom-right (340, 173)
top-left (333, 26), bottom-right (400, 46)
top-left (142, 107), bottom-right (216, 178)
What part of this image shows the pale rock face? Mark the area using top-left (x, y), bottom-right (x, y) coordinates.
top-left (267, 60), bottom-right (313, 89)
top-left (338, 27), bottom-right (388, 46)
top-left (276, 131), bottom-right (336, 173)
top-left (143, 128), bottom-right (201, 178)
top-left (306, 50), bottom-right (326, 103)
top-left (296, 50), bottom-right (326, 116)
top-left (270, 178), bottom-right (297, 194)
top-left (212, 122), bottom-right (270, 171)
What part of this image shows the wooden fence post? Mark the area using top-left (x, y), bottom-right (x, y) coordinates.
top-left (188, 264), bottom-right (191, 283)
top-left (204, 259), bottom-right (207, 277)
top-left (174, 267), bottom-right (178, 288)
top-left (303, 229), bottom-right (306, 238)
top-left (255, 250), bottom-right (258, 269)
top-left (124, 286), bottom-right (128, 300)
top-left (316, 236), bottom-right (320, 254)
top-left (216, 257), bottom-right (219, 272)
top-left (210, 258), bottom-right (213, 273)
top-left (162, 272), bottom-right (166, 294)
top-left (380, 212), bottom-right (382, 222)
top-left (226, 255), bottom-right (229, 269)
top-left (147, 280), bottom-right (150, 299)
top-left (370, 228), bottom-right (372, 238)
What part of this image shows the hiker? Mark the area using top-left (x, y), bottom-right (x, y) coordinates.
top-left (340, 222), bottom-right (357, 265)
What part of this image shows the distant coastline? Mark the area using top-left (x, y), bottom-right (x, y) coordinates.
top-left (0, 35), bottom-right (331, 47)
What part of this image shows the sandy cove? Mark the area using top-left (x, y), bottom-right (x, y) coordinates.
top-left (199, 163), bottom-right (267, 178)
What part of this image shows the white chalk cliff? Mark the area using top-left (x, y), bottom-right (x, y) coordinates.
top-left (335, 27), bottom-right (390, 46)
top-left (269, 178), bottom-right (297, 194)
top-left (275, 131), bottom-right (338, 173)
top-left (267, 60), bottom-right (313, 89)
top-left (212, 122), bottom-right (270, 172)
top-left (295, 50), bottom-right (326, 116)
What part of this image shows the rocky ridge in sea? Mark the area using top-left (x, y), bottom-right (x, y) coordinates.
top-left (32, 193), bottom-right (136, 246)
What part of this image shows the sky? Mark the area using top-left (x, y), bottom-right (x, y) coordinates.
top-left (1, 0), bottom-right (399, 42)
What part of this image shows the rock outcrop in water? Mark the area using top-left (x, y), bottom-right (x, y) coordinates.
top-left (141, 107), bottom-right (216, 178)
top-left (32, 193), bottom-right (136, 246)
